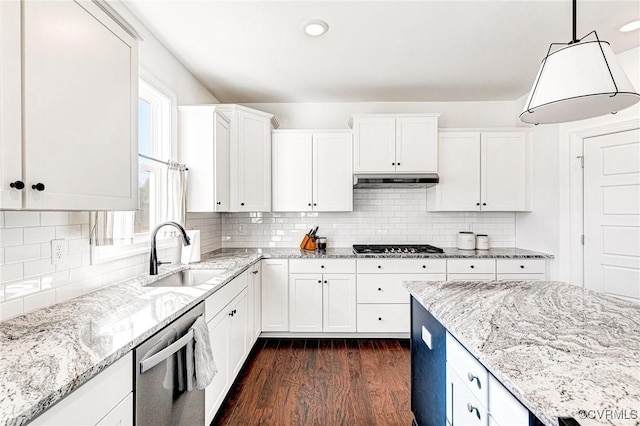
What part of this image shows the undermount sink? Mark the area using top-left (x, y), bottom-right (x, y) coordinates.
top-left (147, 269), bottom-right (226, 288)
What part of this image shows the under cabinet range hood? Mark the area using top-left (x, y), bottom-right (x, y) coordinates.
top-left (353, 174), bottom-right (439, 189)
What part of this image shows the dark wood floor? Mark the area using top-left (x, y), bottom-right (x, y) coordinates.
top-left (213, 338), bottom-right (412, 426)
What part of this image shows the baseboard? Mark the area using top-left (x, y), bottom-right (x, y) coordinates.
top-left (259, 331), bottom-right (410, 339)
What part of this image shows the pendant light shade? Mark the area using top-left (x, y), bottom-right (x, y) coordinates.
top-left (520, 39), bottom-right (640, 124)
top-left (520, 0), bottom-right (640, 125)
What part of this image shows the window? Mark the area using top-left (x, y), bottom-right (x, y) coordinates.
top-left (91, 75), bottom-right (177, 263)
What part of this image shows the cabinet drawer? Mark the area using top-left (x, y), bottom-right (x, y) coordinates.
top-left (31, 353), bottom-right (133, 426)
top-left (96, 392), bottom-right (133, 426)
top-left (447, 259), bottom-right (495, 274)
top-left (496, 259), bottom-right (545, 274)
top-left (488, 375), bottom-right (529, 426)
top-left (289, 259), bottom-right (355, 274)
top-left (496, 273), bottom-right (545, 281)
top-left (205, 271), bottom-right (248, 322)
top-left (446, 333), bottom-right (488, 408)
top-left (357, 304), bottom-right (409, 333)
top-left (357, 258), bottom-right (446, 274)
top-left (358, 273), bottom-right (445, 304)
top-left (448, 363), bottom-right (489, 426)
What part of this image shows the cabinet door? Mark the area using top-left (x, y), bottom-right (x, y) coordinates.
top-left (96, 393), bottom-right (133, 426)
top-left (228, 290), bottom-right (248, 378)
top-left (289, 274), bottom-right (323, 332)
top-left (180, 108), bottom-right (215, 212)
top-left (353, 117), bottom-right (396, 173)
top-left (214, 113), bottom-right (231, 212)
top-left (272, 132), bottom-right (312, 212)
top-left (251, 262), bottom-right (262, 343)
top-left (480, 132), bottom-right (530, 211)
top-left (396, 117), bottom-right (438, 173)
top-left (428, 132), bottom-right (480, 211)
top-left (235, 109), bottom-right (271, 211)
top-left (0, 0), bottom-right (22, 209)
top-left (23, 0), bottom-right (137, 210)
top-left (323, 274), bottom-right (356, 332)
top-left (313, 133), bottom-right (353, 212)
top-left (261, 259), bottom-right (289, 332)
top-left (205, 310), bottom-right (230, 424)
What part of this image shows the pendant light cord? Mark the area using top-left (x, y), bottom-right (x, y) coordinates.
top-left (572, 0), bottom-right (578, 43)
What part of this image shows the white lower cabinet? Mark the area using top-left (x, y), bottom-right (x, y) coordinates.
top-left (496, 259), bottom-right (546, 281)
top-left (204, 273), bottom-right (250, 425)
top-left (247, 262), bottom-right (262, 346)
top-left (261, 259), bottom-right (289, 332)
top-left (446, 332), bottom-right (528, 426)
top-left (31, 353), bottom-right (133, 426)
top-left (357, 259), bottom-right (446, 333)
top-left (447, 259), bottom-right (496, 281)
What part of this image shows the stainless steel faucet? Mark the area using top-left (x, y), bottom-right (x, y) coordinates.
top-left (149, 221), bottom-right (191, 275)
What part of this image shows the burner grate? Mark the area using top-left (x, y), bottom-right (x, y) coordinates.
top-left (352, 244), bottom-right (444, 254)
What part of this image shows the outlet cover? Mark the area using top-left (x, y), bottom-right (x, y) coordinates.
top-left (51, 239), bottom-right (67, 264)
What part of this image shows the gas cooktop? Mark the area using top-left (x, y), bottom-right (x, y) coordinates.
top-left (352, 244), bottom-right (445, 254)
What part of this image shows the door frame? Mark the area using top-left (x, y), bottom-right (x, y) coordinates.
top-left (567, 118), bottom-right (640, 287)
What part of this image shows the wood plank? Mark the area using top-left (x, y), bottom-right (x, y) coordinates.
top-left (214, 338), bottom-right (410, 425)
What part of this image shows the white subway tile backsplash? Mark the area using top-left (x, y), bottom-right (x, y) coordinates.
top-left (24, 259), bottom-right (55, 279)
top-left (55, 282), bottom-right (82, 304)
top-left (4, 212), bottom-right (40, 228)
top-left (4, 244), bottom-right (41, 264)
top-left (0, 298), bottom-right (24, 321)
top-left (23, 226), bottom-right (55, 244)
top-left (0, 263), bottom-right (23, 284)
top-left (4, 278), bottom-right (40, 300)
top-left (0, 228), bottom-right (23, 247)
top-left (23, 289), bottom-right (56, 313)
top-left (68, 212), bottom-right (90, 225)
top-left (41, 212), bottom-right (69, 226)
top-left (55, 225), bottom-right (82, 239)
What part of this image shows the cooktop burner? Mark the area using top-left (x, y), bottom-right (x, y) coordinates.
top-left (352, 244), bottom-right (445, 254)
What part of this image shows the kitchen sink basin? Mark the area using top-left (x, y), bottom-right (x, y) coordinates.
top-left (147, 269), bottom-right (226, 288)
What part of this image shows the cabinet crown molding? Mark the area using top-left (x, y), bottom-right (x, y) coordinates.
top-left (215, 104), bottom-right (279, 129)
top-left (348, 113), bottom-right (441, 128)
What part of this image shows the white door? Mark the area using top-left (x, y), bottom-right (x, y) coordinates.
top-left (23, 0), bottom-right (137, 210)
top-left (0, 0), bottom-right (22, 209)
top-left (353, 117), bottom-right (396, 173)
top-left (428, 132), bottom-right (480, 211)
top-left (205, 310), bottom-right (229, 424)
top-left (272, 132), bottom-right (312, 212)
top-left (313, 132), bottom-right (353, 212)
top-left (323, 274), bottom-right (356, 332)
top-left (228, 290), bottom-right (248, 378)
top-left (236, 110), bottom-right (271, 211)
top-left (584, 129), bottom-right (640, 300)
top-left (261, 259), bottom-right (289, 332)
top-left (214, 113), bottom-right (230, 212)
top-left (396, 117), bottom-right (438, 173)
top-left (481, 132), bottom-right (529, 211)
top-left (289, 274), bottom-right (323, 332)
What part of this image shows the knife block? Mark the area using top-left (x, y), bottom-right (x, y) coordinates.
top-left (300, 234), bottom-right (317, 250)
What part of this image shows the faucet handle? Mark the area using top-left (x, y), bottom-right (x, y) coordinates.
top-left (157, 261), bottom-right (171, 266)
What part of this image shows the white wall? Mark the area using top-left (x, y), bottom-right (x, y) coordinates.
top-left (242, 101), bottom-right (517, 129)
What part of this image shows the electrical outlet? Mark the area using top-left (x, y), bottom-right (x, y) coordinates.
top-left (51, 239), bottom-right (67, 264)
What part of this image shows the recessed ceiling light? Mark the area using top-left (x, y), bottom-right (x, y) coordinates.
top-left (303, 19), bottom-right (329, 37)
top-left (620, 20), bottom-right (640, 32)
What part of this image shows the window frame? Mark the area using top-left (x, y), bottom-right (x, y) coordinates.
top-left (91, 71), bottom-right (179, 264)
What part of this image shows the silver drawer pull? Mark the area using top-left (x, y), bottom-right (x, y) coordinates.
top-left (467, 403), bottom-right (481, 420)
top-left (467, 372), bottom-right (482, 389)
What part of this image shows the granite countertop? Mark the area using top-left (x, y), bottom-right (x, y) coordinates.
top-left (0, 246), bottom-right (553, 426)
top-left (404, 280), bottom-right (640, 426)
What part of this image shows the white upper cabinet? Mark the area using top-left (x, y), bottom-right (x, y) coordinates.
top-left (350, 114), bottom-right (439, 174)
top-left (1, 0), bottom-right (138, 210)
top-left (427, 130), bottom-right (531, 212)
top-left (272, 130), bottom-right (352, 212)
top-left (180, 106), bottom-right (230, 212)
top-left (216, 105), bottom-right (276, 212)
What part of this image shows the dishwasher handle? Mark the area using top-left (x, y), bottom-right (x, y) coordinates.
top-left (140, 329), bottom-right (194, 374)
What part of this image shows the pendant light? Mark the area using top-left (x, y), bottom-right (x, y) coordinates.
top-left (520, 0), bottom-right (640, 125)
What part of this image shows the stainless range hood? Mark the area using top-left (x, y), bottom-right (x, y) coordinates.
top-left (353, 174), bottom-right (439, 189)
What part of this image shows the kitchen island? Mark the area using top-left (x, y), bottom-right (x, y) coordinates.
top-left (405, 279), bottom-right (640, 426)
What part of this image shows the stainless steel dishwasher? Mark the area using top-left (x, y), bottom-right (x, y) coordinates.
top-left (135, 302), bottom-right (205, 426)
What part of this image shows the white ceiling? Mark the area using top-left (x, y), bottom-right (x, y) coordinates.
top-left (124, 1), bottom-right (640, 103)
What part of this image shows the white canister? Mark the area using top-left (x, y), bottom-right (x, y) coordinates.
top-left (476, 234), bottom-right (490, 250)
top-left (457, 232), bottom-right (476, 250)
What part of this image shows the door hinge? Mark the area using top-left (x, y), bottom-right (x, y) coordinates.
top-left (581, 234), bottom-right (584, 245)
top-left (576, 155), bottom-right (584, 168)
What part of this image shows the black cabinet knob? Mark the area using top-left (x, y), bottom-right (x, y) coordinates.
top-left (520, 265), bottom-right (525, 269)
top-left (397, 162), bottom-right (401, 166)
top-left (308, 203), bottom-right (311, 206)
top-left (321, 265), bottom-right (325, 268)
top-left (217, 201), bottom-right (221, 205)
top-left (377, 287), bottom-right (382, 291)
top-left (318, 280), bottom-right (322, 283)
top-left (240, 202), bottom-right (245, 206)
top-left (476, 202), bottom-right (480, 206)
top-left (324, 280), bottom-right (327, 284)
top-left (391, 162), bottom-right (395, 166)
top-left (31, 183), bottom-right (45, 191)
top-left (9, 180), bottom-right (25, 190)
top-left (422, 265), bottom-right (426, 269)
top-left (470, 265), bottom-right (475, 269)
top-left (377, 265), bottom-right (381, 269)
top-left (313, 203), bottom-right (317, 206)
top-left (482, 203), bottom-right (486, 206)
top-left (378, 317), bottom-right (382, 321)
